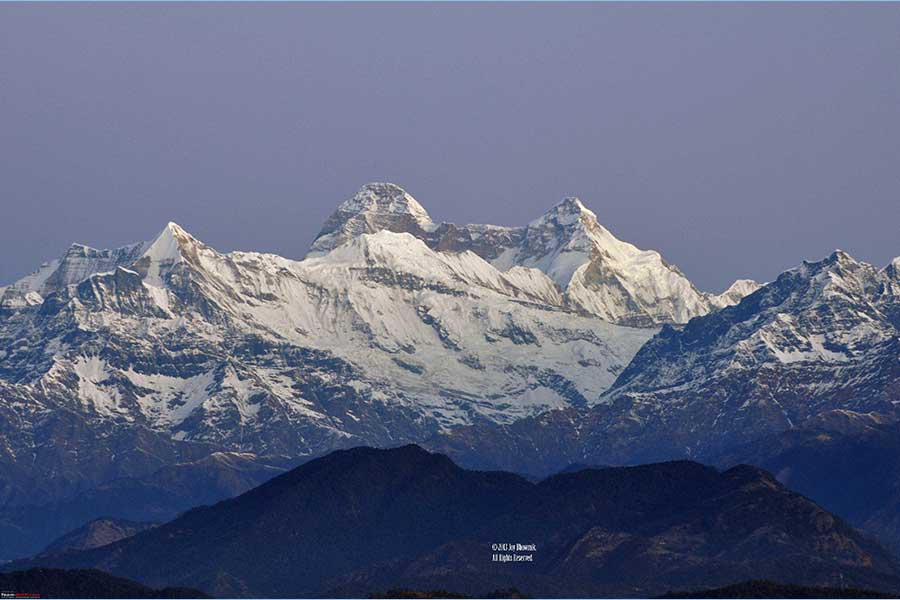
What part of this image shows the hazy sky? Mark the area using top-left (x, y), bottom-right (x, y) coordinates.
top-left (2, 4), bottom-right (899, 292)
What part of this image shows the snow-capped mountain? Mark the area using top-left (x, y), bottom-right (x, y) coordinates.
top-left (0, 242), bottom-right (147, 311)
top-left (309, 183), bottom-right (748, 326)
top-left (0, 181), bottom-right (777, 515)
top-left (307, 182), bottom-right (439, 257)
top-left (591, 248), bottom-right (900, 462)
top-left (611, 250), bottom-right (900, 412)
top-left (8, 183), bottom-right (748, 504)
top-left (5, 181), bottom-right (900, 564)
top-left (708, 278), bottom-right (763, 309)
top-left (425, 250), bottom-right (900, 473)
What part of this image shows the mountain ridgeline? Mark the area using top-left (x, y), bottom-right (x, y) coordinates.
top-left (0, 183), bottom-right (755, 507)
top-left (10, 445), bottom-right (900, 598)
top-left (1, 181), bottom-right (899, 572)
top-left (430, 250), bottom-right (900, 469)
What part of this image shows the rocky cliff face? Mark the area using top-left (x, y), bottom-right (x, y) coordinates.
top-left (0, 242), bottom-right (147, 312)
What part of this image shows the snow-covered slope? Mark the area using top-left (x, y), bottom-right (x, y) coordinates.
top-left (10, 181), bottom-right (900, 565)
top-left (707, 278), bottom-right (763, 309)
top-left (3, 181), bottom-right (898, 527)
top-left (599, 249), bottom-right (900, 459)
top-left (0, 208), bottom-right (658, 498)
top-left (426, 251), bottom-right (900, 473)
top-left (309, 184), bottom-right (751, 326)
top-left (0, 242), bottom-right (146, 310)
top-left (0, 181), bottom-right (775, 505)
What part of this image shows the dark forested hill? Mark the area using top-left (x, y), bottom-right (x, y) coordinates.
top-left (0, 568), bottom-right (207, 599)
top-left (10, 445), bottom-right (900, 598)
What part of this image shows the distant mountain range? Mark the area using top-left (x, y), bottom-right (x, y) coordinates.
top-left (1, 182), bottom-right (899, 573)
top-left (38, 518), bottom-right (157, 556)
top-left (9, 445), bottom-right (900, 598)
top-left (713, 413), bottom-right (900, 556)
top-left (0, 451), bottom-right (288, 559)
top-left (429, 247), bottom-right (900, 467)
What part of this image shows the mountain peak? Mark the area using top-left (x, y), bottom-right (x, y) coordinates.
top-left (708, 278), bottom-right (763, 309)
top-left (885, 256), bottom-right (900, 279)
top-left (530, 196), bottom-right (597, 229)
top-left (341, 182), bottom-right (432, 222)
top-left (798, 250), bottom-right (860, 277)
top-left (134, 222), bottom-right (199, 286)
top-left (823, 249), bottom-right (856, 266)
top-left (557, 196), bottom-right (587, 211)
top-left (164, 221), bottom-right (188, 235)
top-left (144, 222), bottom-right (196, 262)
top-left (1, 237), bottom-right (150, 309)
top-left (308, 183), bottom-right (435, 257)
top-left (830, 248), bottom-right (851, 260)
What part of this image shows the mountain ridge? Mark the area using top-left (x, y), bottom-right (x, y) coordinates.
top-left (9, 445), bottom-right (899, 598)
top-left (427, 247), bottom-right (900, 475)
top-left (0, 183), bottom-right (681, 558)
top-left (308, 183), bottom-right (748, 326)
top-left (2, 181), bottom-right (899, 569)
top-left (2, 182), bottom-right (732, 472)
